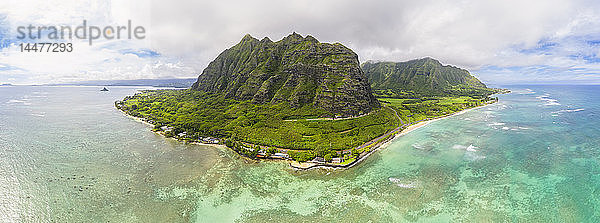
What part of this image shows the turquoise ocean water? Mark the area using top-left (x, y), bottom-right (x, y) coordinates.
top-left (0, 85), bottom-right (598, 222)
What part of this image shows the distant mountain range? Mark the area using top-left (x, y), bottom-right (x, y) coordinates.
top-left (51, 78), bottom-right (197, 88)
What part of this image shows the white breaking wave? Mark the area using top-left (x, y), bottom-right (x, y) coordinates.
top-left (388, 178), bottom-right (417, 188)
top-left (552, 108), bottom-right (585, 114)
top-left (411, 143), bottom-right (423, 150)
top-left (518, 89), bottom-right (536, 94)
top-left (536, 95), bottom-right (560, 106)
top-left (452, 144), bottom-right (466, 150)
top-left (453, 144), bottom-right (486, 160)
top-left (466, 144), bottom-right (478, 152)
top-left (488, 122), bottom-right (505, 126)
top-left (452, 144), bottom-right (478, 152)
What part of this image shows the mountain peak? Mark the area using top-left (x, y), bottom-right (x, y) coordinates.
top-left (415, 57), bottom-right (441, 65)
top-left (281, 32), bottom-right (304, 42)
top-left (241, 34), bottom-right (258, 42)
top-left (260, 37), bottom-right (272, 43)
top-left (192, 33), bottom-right (379, 116)
top-left (289, 32), bottom-right (303, 38)
top-left (304, 35), bottom-right (319, 43)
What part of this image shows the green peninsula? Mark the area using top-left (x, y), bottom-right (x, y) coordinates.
top-left (116, 33), bottom-right (500, 167)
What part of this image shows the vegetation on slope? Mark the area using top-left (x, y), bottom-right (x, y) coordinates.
top-left (362, 58), bottom-right (497, 98)
top-left (191, 33), bottom-right (379, 117)
top-left (116, 89), bottom-right (497, 162)
top-left (116, 34), bottom-right (502, 164)
top-left (116, 90), bottom-right (399, 152)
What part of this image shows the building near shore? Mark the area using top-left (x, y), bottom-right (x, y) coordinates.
top-left (160, 126), bottom-right (174, 132)
top-left (311, 157), bottom-right (325, 163)
top-left (272, 153), bottom-right (290, 159)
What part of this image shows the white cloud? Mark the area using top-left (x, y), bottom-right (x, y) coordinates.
top-left (1, 0), bottom-right (600, 84)
top-left (0, 0), bottom-right (196, 84)
top-left (146, 0), bottom-right (600, 84)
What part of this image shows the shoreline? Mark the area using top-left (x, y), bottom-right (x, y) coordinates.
top-left (289, 101), bottom-right (497, 170)
top-left (396, 102), bottom-right (490, 137)
top-left (118, 108), bottom-right (229, 150)
top-left (117, 98), bottom-right (499, 171)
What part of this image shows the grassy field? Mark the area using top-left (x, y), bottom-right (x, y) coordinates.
top-left (379, 96), bottom-right (487, 123)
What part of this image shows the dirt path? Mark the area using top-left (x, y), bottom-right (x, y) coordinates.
top-left (283, 112), bottom-right (372, 122)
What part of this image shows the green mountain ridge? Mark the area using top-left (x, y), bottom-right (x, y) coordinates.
top-left (362, 57), bottom-right (492, 97)
top-left (191, 33), bottom-right (380, 117)
top-left (117, 33), bottom-right (500, 161)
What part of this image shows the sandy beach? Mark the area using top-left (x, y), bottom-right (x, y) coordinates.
top-left (120, 108), bottom-right (230, 149)
top-left (121, 98), bottom-right (496, 171)
top-left (120, 111), bottom-right (155, 127)
top-left (292, 102), bottom-right (497, 170)
top-left (392, 102), bottom-right (493, 140)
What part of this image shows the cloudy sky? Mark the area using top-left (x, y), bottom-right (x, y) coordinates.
top-left (1, 0), bottom-right (600, 85)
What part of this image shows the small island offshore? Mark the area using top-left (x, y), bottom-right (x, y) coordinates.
top-left (115, 33), bottom-right (507, 170)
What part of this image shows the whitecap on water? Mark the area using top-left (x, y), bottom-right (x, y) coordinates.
top-left (388, 177), bottom-right (417, 188)
top-left (411, 143), bottom-right (424, 150)
top-left (552, 108), bottom-right (585, 115)
top-left (518, 88), bottom-right (536, 94)
top-left (466, 144), bottom-right (478, 152)
top-left (464, 152), bottom-right (486, 161)
top-left (452, 144), bottom-right (478, 152)
top-left (453, 144), bottom-right (485, 160)
top-left (452, 144), bottom-right (466, 150)
top-left (536, 94), bottom-right (560, 106)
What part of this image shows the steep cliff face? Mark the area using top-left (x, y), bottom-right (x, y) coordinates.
top-left (362, 58), bottom-right (487, 96)
top-left (192, 33), bottom-right (379, 116)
